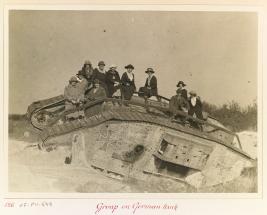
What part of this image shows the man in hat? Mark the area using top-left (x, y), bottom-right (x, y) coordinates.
top-left (169, 89), bottom-right (189, 121)
top-left (176, 81), bottom-right (188, 100)
top-left (121, 64), bottom-right (136, 100)
top-left (92, 61), bottom-right (108, 93)
top-left (138, 68), bottom-right (158, 99)
top-left (64, 76), bottom-right (85, 119)
top-left (105, 64), bottom-right (121, 98)
top-left (188, 90), bottom-right (203, 130)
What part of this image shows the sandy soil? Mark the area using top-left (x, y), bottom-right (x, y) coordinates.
top-left (8, 117), bottom-right (258, 193)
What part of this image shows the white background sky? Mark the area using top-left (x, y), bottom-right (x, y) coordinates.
top-left (9, 10), bottom-right (257, 114)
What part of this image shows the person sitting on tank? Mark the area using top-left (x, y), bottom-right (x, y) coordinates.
top-left (76, 69), bottom-right (90, 94)
top-left (176, 81), bottom-right (188, 100)
top-left (121, 64), bottom-right (136, 101)
top-left (138, 68), bottom-right (160, 101)
top-left (188, 90), bottom-right (204, 130)
top-left (77, 60), bottom-right (94, 86)
top-left (105, 64), bottom-right (121, 98)
top-left (85, 79), bottom-right (106, 101)
top-left (169, 89), bottom-right (189, 123)
top-left (64, 76), bottom-right (85, 120)
top-left (92, 61), bottom-right (108, 93)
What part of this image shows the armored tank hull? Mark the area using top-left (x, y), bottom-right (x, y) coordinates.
top-left (27, 95), bottom-right (254, 188)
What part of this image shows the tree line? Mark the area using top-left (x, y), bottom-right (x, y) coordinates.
top-left (202, 100), bottom-right (257, 132)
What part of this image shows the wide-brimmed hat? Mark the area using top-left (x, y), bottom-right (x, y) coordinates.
top-left (189, 90), bottom-right (197, 96)
top-left (110, 64), bottom-right (117, 69)
top-left (145, 68), bottom-right (155, 73)
top-left (98, 61), bottom-right (105, 66)
top-left (69, 76), bottom-right (78, 83)
top-left (125, 64), bottom-right (134, 69)
top-left (177, 81), bottom-right (186, 87)
top-left (84, 60), bottom-right (92, 65)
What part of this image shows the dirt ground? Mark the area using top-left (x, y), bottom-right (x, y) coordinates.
top-left (8, 116), bottom-right (258, 193)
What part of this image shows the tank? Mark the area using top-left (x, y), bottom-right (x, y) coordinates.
top-left (26, 92), bottom-right (254, 188)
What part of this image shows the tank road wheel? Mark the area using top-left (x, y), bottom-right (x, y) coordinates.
top-left (30, 111), bottom-right (54, 130)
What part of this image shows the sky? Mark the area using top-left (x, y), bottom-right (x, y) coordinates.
top-left (9, 10), bottom-right (257, 114)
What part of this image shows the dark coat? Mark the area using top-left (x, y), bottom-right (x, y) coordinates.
top-left (145, 76), bottom-right (158, 96)
top-left (85, 85), bottom-right (106, 101)
top-left (92, 68), bottom-right (106, 84)
top-left (121, 72), bottom-right (136, 100)
top-left (138, 75), bottom-right (158, 98)
top-left (188, 96), bottom-right (203, 120)
top-left (105, 70), bottom-right (121, 98)
top-left (169, 95), bottom-right (189, 116)
top-left (78, 67), bottom-right (94, 84)
top-left (176, 88), bottom-right (188, 100)
top-left (92, 68), bottom-right (108, 93)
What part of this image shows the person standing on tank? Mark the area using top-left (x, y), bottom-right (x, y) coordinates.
top-left (92, 61), bottom-right (108, 93)
top-left (121, 64), bottom-right (136, 100)
top-left (105, 64), bottom-right (121, 98)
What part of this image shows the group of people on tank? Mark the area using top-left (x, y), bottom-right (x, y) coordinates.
top-left (169, 81), bottom-right (204, 129)
top-left (64, 60), bottom-right (203, 128)
top-left (64, 60), bottom-right (159, 105)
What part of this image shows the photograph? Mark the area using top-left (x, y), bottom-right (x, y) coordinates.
top-left (8, 9), bottom-right (258, 193)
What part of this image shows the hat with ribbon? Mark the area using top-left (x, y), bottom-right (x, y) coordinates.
top-left (145, 68), bottom-right (155, 73)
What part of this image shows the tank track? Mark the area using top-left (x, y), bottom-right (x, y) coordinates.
top-left (39, 107), bottom-right (252, 159)
top-left (27, 95), bottom-right (65, 117)
top-left (27, 95), bottom-right (65, 130)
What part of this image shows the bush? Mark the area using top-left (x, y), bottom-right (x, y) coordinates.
top-left (202, 100), bottom-right (257, 132)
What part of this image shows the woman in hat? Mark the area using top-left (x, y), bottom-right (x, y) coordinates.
top-left (105, 64), bottom-right (121, 98)
top-left (64, 76), bottom-right (85, 119)
top-left (139, 68), bottom-right (158, 99)
top-left (169, 89), bottom-right (189, 116)
top-left (121, 64), bottom-right (136, 100)
top-left (92, 61), bottom-right (108, 93)
top-left (176, 81), bottom-right (188, 100)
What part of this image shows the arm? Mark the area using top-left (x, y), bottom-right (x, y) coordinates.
top-left (121, 73), bottom-right (128, 86)
top-left (198, 97), bottom-right (203, 108)
top-left (115, 72), bottom-right (121, 83)
top-left (133, 74), bottom-right (136, 90)
top-left (182, 89), bottom-right (188, 100)
top-left (91, 68), bottom-right (97, 82)
top-left (105, 72), bottom-right (115, 84)
top-left (150, 76), bottom-right (157, 90)
top-left (144, 78), bottom-right (148, 87)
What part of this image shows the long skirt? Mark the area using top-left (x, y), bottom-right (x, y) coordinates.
top-left (122, 85), bottom-right (135, 100)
